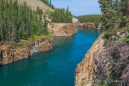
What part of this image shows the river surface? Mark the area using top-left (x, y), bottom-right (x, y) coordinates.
top-left (0, 27), bottom-right (100, 86)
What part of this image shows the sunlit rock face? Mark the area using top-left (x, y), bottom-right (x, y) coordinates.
top-left (75, 30), bottom-right (129, 86)
top-left (47, 23), bottom-right (77, 36)
top-left (0, 37), bottom-right (53, 66)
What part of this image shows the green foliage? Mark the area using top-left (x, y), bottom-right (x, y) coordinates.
top-left (98, 0), bottom-right (127, 31)
top-left (103, 29), bottom-right (117, 39)
top-left (120, 33), bottom-right (129, 43)
top-left (0, 0), bottom-right (48, 43)
top-left (75, 14), bottom-right (102, 27)
top-left (17, 32), bottom-right (52, 46)
top-left (49, 7), bottom-right (72, 23)
top-left (40, 0), bottom-right (54, 9)
top-left (98, 82), bottom-right (109, 86)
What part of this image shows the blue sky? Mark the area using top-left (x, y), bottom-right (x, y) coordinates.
top-left (51, 0), bottom-right (102, 16)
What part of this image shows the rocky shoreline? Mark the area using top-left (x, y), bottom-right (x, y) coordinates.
top-left (47, 23), bottom-right (77, 36)
top-left (74, 31), bottom-right (128, 86)
top-left (0, 37), bottom-right (54, 66)
top-left (0, 23), bottom-right (77, 66)
top-left (75, 22), bottom-right (96, 29)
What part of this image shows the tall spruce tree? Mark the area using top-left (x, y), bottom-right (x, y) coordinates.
top-left (98, 0), bottom-right (127, 31)
top-left (0, 0), bottom-right (48, 43)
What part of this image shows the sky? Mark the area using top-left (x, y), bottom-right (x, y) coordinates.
top-left (51, 0), bottom-right (102, 16)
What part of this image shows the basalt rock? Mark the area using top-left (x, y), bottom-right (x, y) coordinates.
top-left (0, 37), bottom-right (53, 66)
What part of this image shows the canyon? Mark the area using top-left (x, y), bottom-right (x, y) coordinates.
top-left (0, 23), bottom-right (77, 66)
top-left (75, 30), bottom-right (129, 86)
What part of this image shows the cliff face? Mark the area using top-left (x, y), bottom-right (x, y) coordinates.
top-left (75, 34), bottom-right (105, 86)
top-left (75, 22), bottom-right (96, 28)
top-left (47, 23), bottom-right (77, 36)
top-left (75, 31), bottom-right (129, 86)
top-left (0, 37), bottom-right (53, 66)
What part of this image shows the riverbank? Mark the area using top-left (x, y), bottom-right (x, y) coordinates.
top-left (74, 30), bottom-right (128, 86)
top-left (75, 22), bottom-right (96, 29)
top-left (0, 23), bottom-right (77, 66)
top-left (47, 23), bottom-right (77, 36)
top-left (0, 36), bottom-right (54, 66)
top-left (0, 27), bottom-right (99, 86)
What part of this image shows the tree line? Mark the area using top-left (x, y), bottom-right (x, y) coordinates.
top-left (0, 0), bottom-right (48, 43)
top-left (40, 0), bottom-right (54, 9)
top-left (98, 0), bottom-right (127, 31)
top-left (49, 7), bottom-right (72, 23)
top-left (75, 14), bottom-right (102, 27)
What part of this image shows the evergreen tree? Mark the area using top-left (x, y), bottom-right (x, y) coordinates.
top-left (0, 0), bottom-right (48, 43)
top-left (98, 0), bottom-right (127, 31)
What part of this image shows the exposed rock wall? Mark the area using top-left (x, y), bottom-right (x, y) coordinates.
top-left (75, 22), bottom-right (96, 28)
top-left (47, 23), bottom-right (77, 36)
top-left (75, 31), bottom-right (129, 86)
top-left (0, 37), bottom-right (53, 66)
top-left (75, 34), bottom-right (105, 86)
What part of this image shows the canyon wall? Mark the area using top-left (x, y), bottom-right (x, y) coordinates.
top-left (47, 23), bottom-right (77, 36)
top-left (0, 37), bottom-right (53, 66)
top-left (75, 31), bottom-right (129, 86)
top-left (75, 22), bottom-right (96, 29)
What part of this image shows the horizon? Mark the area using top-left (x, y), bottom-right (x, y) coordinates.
top-left (51, 0), bottom-right (102, 16)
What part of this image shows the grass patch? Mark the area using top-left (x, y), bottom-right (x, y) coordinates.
top-left (16, 32), bottom-right (52, 46)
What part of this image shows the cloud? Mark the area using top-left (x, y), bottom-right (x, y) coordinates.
top-left (52, 0), bottom-right (101, 16)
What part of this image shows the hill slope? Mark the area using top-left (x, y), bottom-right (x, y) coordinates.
top-left (17, 0), bottom-right (53, 12)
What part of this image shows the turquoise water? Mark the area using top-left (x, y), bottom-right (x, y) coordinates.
top-left (0, 27), bottom-right (99, 86)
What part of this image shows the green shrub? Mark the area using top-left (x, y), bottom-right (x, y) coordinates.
top-left (103, 29), bottom-right (117, 39)
top-left (120, 33), bottom-right (129, 43)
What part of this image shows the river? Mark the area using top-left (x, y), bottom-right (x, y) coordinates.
top-left (0, 27), bottom-right (100, 86)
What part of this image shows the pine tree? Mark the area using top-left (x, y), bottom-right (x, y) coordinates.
top-left (98, 0), bottom-right (127, 31)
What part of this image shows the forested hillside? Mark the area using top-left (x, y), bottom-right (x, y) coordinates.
top-left (0, 0), bottom-right (48, 43)
top-left (40, 0), bottom-right (54, 9)
top-left (49, 7), bottom-right (72, 23)
top-left (76, 14), bottom-right (102, 27)
top-left (40, 0), bottom-right (72, 23)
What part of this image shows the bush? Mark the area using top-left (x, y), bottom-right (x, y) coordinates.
top-left (120, 33), bottom-right (129, 43)
top-left (103, 29), bottom-right (117, 39)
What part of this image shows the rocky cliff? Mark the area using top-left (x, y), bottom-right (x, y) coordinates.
top-left (47, 23), bottom-right (77, 36)
top-left (75, 31), bottom-right (129, 86)
top-left (75, 22), bottom-right (96, 29)
top-left (0, 37), bottom-right (53, 66)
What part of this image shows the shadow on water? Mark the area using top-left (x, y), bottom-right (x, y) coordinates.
top-left (54, 34), bottom-right (76, 46)
top-left (0, 27), bottom-right (100, 86)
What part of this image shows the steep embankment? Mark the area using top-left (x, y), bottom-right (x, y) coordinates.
top-left (48, 23), bottom-right (77, 36)
top-left (75, 22), bottom-right (96, 29)
top-left (75, 30), bottom-right (129, 86)
top-left (0, 37), bottom-right (53, 66)
top-left (17, 0), bottom-right (53, 12)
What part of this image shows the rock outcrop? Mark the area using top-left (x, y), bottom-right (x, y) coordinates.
top-left (75, 34), bottom-right (105, 86)
top-left (0, 37), bottom-right (53, 66)
top-left (75, 31), bottom-right (129, 86)
top-left (47, 23), bottom-right (77, 36)
top-left (75, 22), bottom-right (96, 28)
